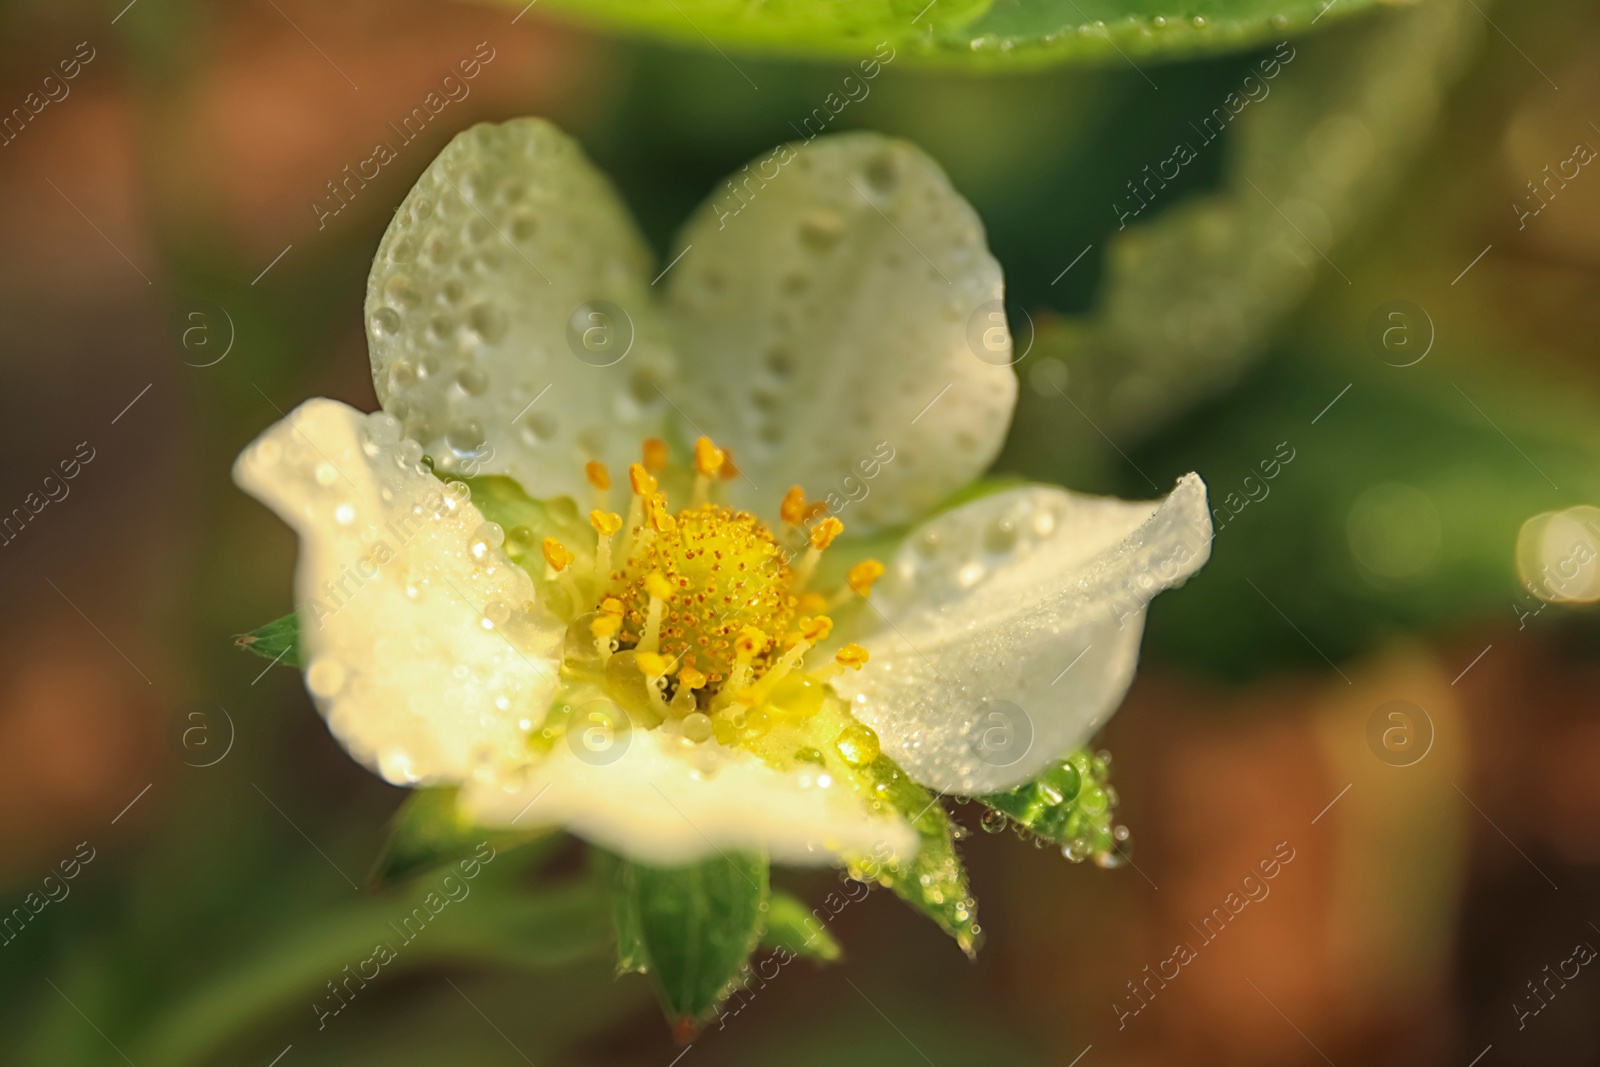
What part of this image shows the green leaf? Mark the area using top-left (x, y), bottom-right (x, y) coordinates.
top-left (368, 787), bottom-right (559, 889)
top-left (848, 754), bottom-right (980, 956)
top-left (519, 0), bottom-right (1401, 68)
top-left (607, 851), bottom-right (770, 1027)
top-left (978, 750), bottom-right (1124, 863)
top-left (760, 890), bottom-right (843, 962)
top-left (234, 612), bottom-right (302, 669)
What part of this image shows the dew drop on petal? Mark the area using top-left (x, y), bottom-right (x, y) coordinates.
top-left (307, 658), bottom-right (345, 697)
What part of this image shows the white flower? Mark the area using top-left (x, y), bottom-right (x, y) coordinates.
top-left (234, 119), bottom-right (1211, 868)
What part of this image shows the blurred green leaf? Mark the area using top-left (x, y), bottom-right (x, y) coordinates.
top-left (234, 612), bottom-right (302, 669)
top-left (524, 0), bottom-right (1398, 68)
top-left (1138, 341), bottom-right (1600, 676)
top-left (134, 882), bottom-right (609, 1067)
top-left (609, 851), bottom-right (771, 1027)
top-left (761, 890), bottom-right (844, 961)
top-left (1003, 0), bottom-right (1484, 486)
top-left (368, 787), bottom-right (560, 889)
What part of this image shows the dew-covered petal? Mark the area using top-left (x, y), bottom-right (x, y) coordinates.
top-left (461, 729), bottom-right (915, 867)
top-left (233, 398), bottom-right (563, 785)
top-left (832, 475), bottom-right (1212, 795)
top-left (367, 118), bottom-right (674, 501)
top-left (666, 132), bottom-right (1016, 532)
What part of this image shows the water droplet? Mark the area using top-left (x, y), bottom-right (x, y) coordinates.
top-left (482, 599), bottom-right (511, 629)
top-left (334, 503), bottom-right (356, 525)
top-left (799, 209), bottom-right (844, 252)
top-left (314, 463), bottom-right (338, 487)
top-left (468, 303), bottom-right (508, 343)
top-left (379, 746), bottom-right (418, 784)
top-left (979, 809), bottom-right (1008, 834)
top-left (834, 723), bottom-right (880, 767)
top-left (983, 516), bottom-right (1018, 553)
top-left (372, 307), bottom-right (401, 334)
top-left (307, 658), bottom-right (345, 697)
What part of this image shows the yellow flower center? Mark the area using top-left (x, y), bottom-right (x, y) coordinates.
top-left (608, 502), bottom-right (794, 682)
top-left (545, 437), bottom-right (883, 721)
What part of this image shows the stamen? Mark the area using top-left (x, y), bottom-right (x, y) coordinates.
top-left (642, 438), bottom-right (669, 472)
top-left (585, 460), bottom-right (611, 510)
top-left (590, 509), bottom-right (622, 586)
top-left (620, 463), bottom-right (656, 561)
top-left (591, 611), bottom-right (621, 664)
top-left (640, 571), bottom-right (673, 654)
top-left (692, 436), bottom-right (725, 507)
top-left (797, 591), bottom-right (828, 616)
top-left (792, 516), bottom-right (843, 591)
top-left (542, 537), bottom-right (583, 610)
top-left (671, 665), bottom-right (706, 714)
top-left (812, 642), bottom-right (868, 683)
top-left (831, 558), bottom-right (884, 609)
top-left (754, 616), bottom-right (832, 694)
top-left (635, 651), bottom-right (673, 716)
top-left (646, 492), bottom-right (677, 533)
top-left (719, 625), bottom-right (770, 704)
top-left (780, 486), bottom-right (807, 528)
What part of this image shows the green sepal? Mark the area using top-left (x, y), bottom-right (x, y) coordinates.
top-left (234, 612), bottom-right (302, 669)
top-left (462, 474), bottom-right (594, 615)
top-left (848, 755), bottom-right (980, 957)
top-left (367, 787), bottom-right (558, 890)
top-left (604, 854), bottom-right (648, 975)
top-left (978, 749), bottom-right (1121, 862)
top-left (760, 889), bottom-right (843, 962)
top-left (603, 849), bottom-right (770, 1028)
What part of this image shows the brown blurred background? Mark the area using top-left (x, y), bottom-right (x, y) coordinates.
top-left (4, 0), bottom-right (1600, 1064)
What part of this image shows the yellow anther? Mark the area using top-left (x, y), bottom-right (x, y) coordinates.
top-left (636, 651), bottom-right (673, 678)
top-left (798, 615), bottom-right (834, 643)
top-left (629, 463), bottom-right (657, 497)
top-left (585, 460), bottom-right (611, 491)
top-left (645, 572), bottom-right (674, 601)
top-left (679, 666), bottom-right (707, 691)
top-left (797, 591), bottom-right (828, 615)
top-left (780, 486), bottom-right (807, 526)
top-left (541, 538), bottom-right (575, 572)
top-left (835, 644), bottom-right (869, 670)
top-left (642, 438), bottom-right (669, 471)
top-left (693, 437), bottom-right (726, 479)
top-left (590, 509), bottom-right (623, 536)
top-left (647, 493), bottom-right (677, 532)
top-left (847, 559), bottom-right (885, 597)
top-left (600, 597), bottom-right (625, 616)
top-left (734, 626), bottom-right (770, 660)
top-left (809, 517), bottom-right (844, 550)
top-left (591, 614), bottom-right (622, 638)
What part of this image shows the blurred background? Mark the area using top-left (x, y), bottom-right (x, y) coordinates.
top-left (3, 0), bottom-right (1600, 1063)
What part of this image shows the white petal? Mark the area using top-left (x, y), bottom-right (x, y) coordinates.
top-left (233, 399), bottom-right (563, 786)
top-left (666, 133), bottom-right (1017, 531)
top-left (461, 729), bottom-right (915, 867)
top-left (833, 475), bottom-right (1212, 795)
top-left (367, 118), bottom-right (674, 500)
